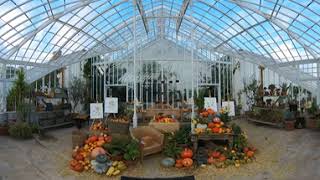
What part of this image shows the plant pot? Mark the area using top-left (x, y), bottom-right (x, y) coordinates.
top-left (284, 120), bottom-right (295, 130)
top-left (0, 126), bottom-right (9, 136)
top-left (125, 159), bottom-right (138, 167)
top-left (306, 118), bottom-right (318, 129)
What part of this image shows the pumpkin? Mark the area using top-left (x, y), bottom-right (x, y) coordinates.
top-left (98, 136), bottom-right (105, 141)
top-left (89, 135), bottom-right (98, 143)
top-left (75, 154), bottom-right (84, 161)
top-left (211, 151), bottom-right (221, 158)
top-left (72, 151), bottom-right (78, 159)
top-left (105, 136), bottom-right (112, 143)
top-left (214, 123), bottom-right (221, 128)
top-left (243, 147), bottom-right (249, 153)
top-left (246, 151), bottom-right (254, 158)
top-left (207, 157), bottom-right (216, 164)
top-left (181, 148), bottom-right (193, 159)
top-left (176, 159), bottom-right (183, 164)
top-left (212, 127), bottom-right (220, 133)
top-left (73, 163), bottom-right (84, 172)
top-left (96, 140), bottom-right (105, 147)
top-left (207, 108), bottom-right (215, 115)
top-left (218, 155), bottom-right (226, 162)
top-left (182, 158), bottom-right (193, 167)
top-left (208, 122), bottom-right (215, 129)
top-left (175, 162), bottom-right (183, 168)
top-left (91, 147), bottom-right (106, 159)
top-left (161, 157), bottom-right (175, 167)
top-left (200, 111), bottom-right (208, 117)
top-left (70, 159), bottom-right (79, 168)
top-left (213, 117), bottom-right (221, 123)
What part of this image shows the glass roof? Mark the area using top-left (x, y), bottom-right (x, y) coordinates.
top-left (0, 0), bottom-right (319, 66)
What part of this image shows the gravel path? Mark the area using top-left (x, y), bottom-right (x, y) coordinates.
top-left (0, 119), bottom-right (319, 180)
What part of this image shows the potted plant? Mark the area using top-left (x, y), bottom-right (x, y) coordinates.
top-left (280, 83), bottom-right (288, 96)
top-left (306, 100), bottom-right (318, 129)
top-left (284, 111), bottom-right (295, 130)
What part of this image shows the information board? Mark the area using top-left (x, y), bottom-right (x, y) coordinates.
top-left (222, 101), bottom-right (235, 116)
top-left (90, 103), bottom-right (103, 119)
top-left (204, 97), bottom-right (218, 112)
top-left (104, 97), bottom-right (118, 113)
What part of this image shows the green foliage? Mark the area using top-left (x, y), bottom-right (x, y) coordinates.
top-left (163, 142), bottom-right (182, 158)
top-left (103, 137), bottom-right (130, 156)
top-left (16, 102), bottom-right (31, 122)
top-left (29, 123), bottom-right (39, 134)
top-left (194, 89), bottom-right (206, 110)
top-left (242, 79), bottom-right (259, 111)
top-left (307, 100), bottom-right (318, 115)
top-left (7, 68), bottom-right (30, 111)
top-left (8, 122), bottom-right (33, 139)
top-left (231, 123), bottom-right (248, 150)
top-left (68, 77), bottom-right (86, 112)
top-left (173, 126), bottom-right (191, 145)
top-left (163, 127), bottom-right (191, 158)
top-left (123, 140), bottom-right (140, 161)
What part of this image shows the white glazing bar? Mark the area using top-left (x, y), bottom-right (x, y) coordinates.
top-left (218, 62), bottom-right (221, 110)
top-left (191, 0), bottom-right (195, 122)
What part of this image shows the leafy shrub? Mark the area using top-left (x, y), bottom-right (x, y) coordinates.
top-left (9, 122), bottom-right (33, 139)
top-left (123, 140), bottom-right (140, 161)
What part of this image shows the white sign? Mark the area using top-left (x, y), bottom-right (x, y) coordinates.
top-left (105, 97), bottom-right (118, 113)
top-left (90, 103), bottom-right (103, 119)
top-left (222, 101), bottom-right (235, 116)
top-left (204, 97), bottom-right (218, 112)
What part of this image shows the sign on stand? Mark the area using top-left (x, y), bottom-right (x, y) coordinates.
top-left (222, 101), bottom-right (235, 116)
top-left (90, 103), bottom-right (104, 119)
top-left (204, 97), bottom-right (218, 112)
top-left (104, 97), bottom-right (118, 113)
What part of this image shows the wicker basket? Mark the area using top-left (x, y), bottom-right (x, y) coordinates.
top-left (107, 120), bottom-right (130, 134)
top-left (149, 120), bottom-right (180, 133)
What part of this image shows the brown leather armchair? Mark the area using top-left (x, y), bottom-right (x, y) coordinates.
top-left (130, 126), bottom-right (164, 162)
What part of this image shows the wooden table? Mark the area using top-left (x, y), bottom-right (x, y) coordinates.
top-left (191, 133), bottom-right (235, 153)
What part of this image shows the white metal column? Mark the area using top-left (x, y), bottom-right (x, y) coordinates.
top-left (132, 0), bottom-right (138, 128)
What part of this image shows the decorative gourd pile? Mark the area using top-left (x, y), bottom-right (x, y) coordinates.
top-left (175, 148), bottom-right (194, 168)
top-left (90, 122), bottom-right (108, 131)
top-left (193, 115), bottom-right (232, 135)
top-left (69, 132), bottom-right (127, 176)
top-left (155, 115), bottom-right (176, 123)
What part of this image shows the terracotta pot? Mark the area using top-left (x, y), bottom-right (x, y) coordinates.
top-left (0, 126), bottom-right (9, 136)
top-left (285, 121), bottom-right (295, 130)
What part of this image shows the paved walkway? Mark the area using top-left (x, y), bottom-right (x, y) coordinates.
top-left (0, 120), bottom-right (319, 180)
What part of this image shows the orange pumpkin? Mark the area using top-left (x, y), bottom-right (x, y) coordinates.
top-left (72, 163), bottom-right (84, 172)
top-left (212, 127), bottom-right (220, 133)
top-left (246, 150), bottom-right (254, 158)
top-left (218, 155), bottom-right (226, 162)
top-left (176, 159), bottom-right (183, 164)
top-left (207, 157), bottom-right (215, 164)
top-left (207, 108), bottom-right (215, 115)
top-left (89, 135), bottom-right (98, 143)
top-left (211, 151), bottom-right (221, 158)
top-left (200, 111), bottom-right (209, 117)
top-left (69, 159), bottom-right (78, 168)
top-left (175, 163), bottom-right (183, 168)
top-left (98, 136), bottom-right (105, 141)
top-left (96, 140), bottom-right (105, 147)
top-left (104, 136), bottom-right (112, 143)
top-left (243, 147), bottom-right (249, 153)
top-left (182, 158), bottom-right (193, 167)
top-left (208, 122), bottom-right (215, 129)
top-left (74, 154), bottom-right (84, 161)
top-left (181, 148), bottom-right (193, 159)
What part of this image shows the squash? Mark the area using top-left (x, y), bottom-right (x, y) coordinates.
top-left (98, 136), bottom-right (105, 141)
top-left (211, 151), bottom-right (221, 158)
top-left (218, 155), bottom-right (226, 162)
top-left (72, 163), bottom-right (84, 172)
top-left (243, 147), bottom-right (249, 153)
top-left (93, 162), bottom-right (108, 174)
top-left (213, 117), bottom-right (221, 123)
top-left (208, 122), bottom-right (215, 129)
top-left (246, 151), bottom-right (254, 158)
top-left (182, 158), bottom-right (193, 167)
top-left (96, 140), bottom-right (105, 147)
top-left (91, 147), bottom-right (106, 159)
top-left (89, 135), bottom-right (98, 143)
top-left (207, 157), bottom-right (215, 164)
top-left (75, 154), bottom-right (84, 161)
top-left (96, 154), bottom-right (108, 163)
top-left (207, 108), bottom-right (215, 115)
top-left (161, 157), bottom-right (175, 167)
top-left (70, 159), bottom-right (79, 168)
top-left (180, 148), bottom-right (193, 159)
top-left (175, 163), bottom-right (183, 168)
top-left (212, 127), bottom-right (220, 134)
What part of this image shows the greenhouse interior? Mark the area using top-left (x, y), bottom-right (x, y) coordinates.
top-left (0, 0), bottom-right (320, 179)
